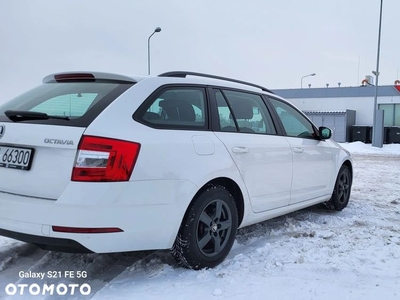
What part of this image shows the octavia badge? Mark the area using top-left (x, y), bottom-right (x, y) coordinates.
top-left (0, 124), bottom-right (5, 139)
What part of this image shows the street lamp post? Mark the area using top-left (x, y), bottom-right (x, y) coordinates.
top-left (372, 0), bottom-right (384, 148)
top-left (301, 73), bottom-right (316, 88)
top-left (147, 27), bottom-right (161, 75)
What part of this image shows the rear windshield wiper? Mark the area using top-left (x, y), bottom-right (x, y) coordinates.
top-left (4, 110), bottom-right (70, 121)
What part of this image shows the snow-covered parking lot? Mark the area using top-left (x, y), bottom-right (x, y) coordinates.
top-left (1, 142), bottom-right (399, 300)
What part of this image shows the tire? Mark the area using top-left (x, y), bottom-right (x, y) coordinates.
top-left (171, 184), bottom-right (238, 270)
top-left (326, 165), bottom-right (352, 211)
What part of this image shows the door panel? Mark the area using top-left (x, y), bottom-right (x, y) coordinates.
top-left (213, 89), bottom-right (293, 212)
top-left (215, 132), bottom-right (292, 212)
top-left (268, 97), bottom-right (334, 204)
top-left (285, 137), bottom-right (333, 203)
top-left (312, 115), bottom-right (323, 127)
top-left (323, 115), bottom-right (335, 140)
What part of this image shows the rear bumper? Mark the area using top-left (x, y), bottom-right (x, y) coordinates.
top-left (0, 228), bottom-right (92, 253)
top-left (0, 179), bottom-right (197, 253)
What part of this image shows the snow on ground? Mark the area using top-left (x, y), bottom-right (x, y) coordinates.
top-left (339, 141), bottom-right (400, 155)
top-left (0, 142), bottom-right (399, 300)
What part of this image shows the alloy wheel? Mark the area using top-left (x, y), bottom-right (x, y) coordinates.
top-left (196, 199), bottom-right (232, 257)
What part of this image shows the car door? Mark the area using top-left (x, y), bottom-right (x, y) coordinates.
top-left (268, 97), bottom-right (334, 204)
top-left (212, 89), bottom-right (292, 212)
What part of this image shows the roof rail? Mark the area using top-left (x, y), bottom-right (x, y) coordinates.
top-left (158, 71), bottom-right (273, 93)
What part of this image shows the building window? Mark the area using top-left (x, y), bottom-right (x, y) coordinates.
top-left (395, 105), bottom-right (400, 126)
top-left (378, 104), bottom-right (400, 126)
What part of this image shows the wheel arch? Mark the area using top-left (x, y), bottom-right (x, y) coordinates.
top-left (186, 177), bottom-right (245, 227)
top-left (342, 159), bottom-right (353, 180)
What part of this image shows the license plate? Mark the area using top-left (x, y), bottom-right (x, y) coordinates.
top-left (0, 146), bottom-right (34, 170)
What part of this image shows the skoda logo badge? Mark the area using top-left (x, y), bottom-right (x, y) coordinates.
top-left (0, 124), bottom-right (5, 139)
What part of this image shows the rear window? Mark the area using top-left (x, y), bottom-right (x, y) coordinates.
top-left (0, 82), bottom-right (132, 127)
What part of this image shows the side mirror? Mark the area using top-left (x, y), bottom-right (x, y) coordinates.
top-left (319, 126), bottom-right (332, 140)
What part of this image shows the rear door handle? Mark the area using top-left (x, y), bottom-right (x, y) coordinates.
top-left (293, 147), bottom-right (304, 154)
top-left (232, 147), bottom-right (249, 154)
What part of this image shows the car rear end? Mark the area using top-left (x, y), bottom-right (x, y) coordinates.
top-left (0, 72), bottom-right (139, 252)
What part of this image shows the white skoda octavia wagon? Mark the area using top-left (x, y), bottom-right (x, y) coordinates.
top-left (0, 71), bottom-right (352, 269)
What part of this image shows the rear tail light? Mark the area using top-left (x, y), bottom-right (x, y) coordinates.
top-left (71, 136), bottom-right (140, 182)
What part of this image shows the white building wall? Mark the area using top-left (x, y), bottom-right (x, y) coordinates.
top-left (289, 95), bottom-right (400, 126)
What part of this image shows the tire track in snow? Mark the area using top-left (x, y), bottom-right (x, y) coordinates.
top-left (0, 242), bottom-right (47, 299)
top-left (0, 249), bottom-right (154, 300)
top-left (0, 243), bottom-right (43, 272)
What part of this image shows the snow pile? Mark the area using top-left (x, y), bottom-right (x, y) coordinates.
top-left (339, 141), bottom-right (400, 155)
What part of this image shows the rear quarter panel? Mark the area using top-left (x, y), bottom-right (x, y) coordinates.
top-left (83, 79), bottom-right (252, 247)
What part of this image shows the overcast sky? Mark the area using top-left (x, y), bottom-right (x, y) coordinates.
top-left (1, 0), bottom-right (399, 102)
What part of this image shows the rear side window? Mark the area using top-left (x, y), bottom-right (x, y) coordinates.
top-left (0, 82), bottom-right (132, 126)
top-left (136, 87), bottom-right (207, 129)
top-left (218, 90), bottom-right (276, 134)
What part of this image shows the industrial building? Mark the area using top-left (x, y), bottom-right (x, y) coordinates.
top-left (272, 79), bottom-right (400, 143)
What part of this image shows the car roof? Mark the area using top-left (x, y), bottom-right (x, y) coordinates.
top-left (42, 71), bottom-right (282, 99)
